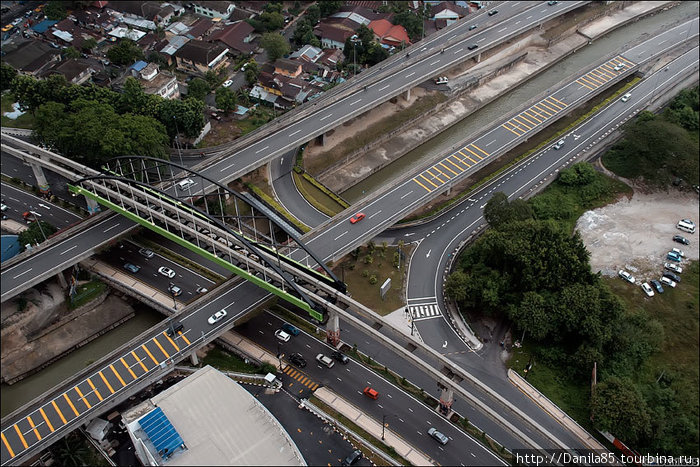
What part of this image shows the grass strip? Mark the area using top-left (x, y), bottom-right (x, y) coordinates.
top-left (245, 182), bottom-right (311, 233)
top-left (69, 280), bottom-right (106, 310)
top-left (400, 78), bottom-right (641, 223)
top-left (301, 170), bottom-right (349, 209)
top-left (309, 396), bottom-right (408, 466)
top-left (292, 170), bottom-right (344, 218)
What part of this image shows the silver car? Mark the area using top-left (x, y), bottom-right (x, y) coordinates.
top-left (428, 427), bottom-right (449, 445)
top-left (158, 266), bottom-right (175, 278)
top-left (208, 309), bottom-right (227, 325)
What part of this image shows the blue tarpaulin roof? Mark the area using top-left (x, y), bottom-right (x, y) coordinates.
top-left (31, 20), bottom-right (58, 34)
top-left (139, 407), bottom-right (184, 459)
top-left (131, 60), bottom-right (148, 71)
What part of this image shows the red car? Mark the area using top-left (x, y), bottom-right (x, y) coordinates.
top-left (349, 212), bottom-right (365, 224)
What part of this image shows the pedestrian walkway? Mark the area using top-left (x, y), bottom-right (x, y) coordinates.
top-left (382, 307), bottom-right (424, 343)
top-left (407, 297), bottom-right (442, 320)
top-left (281, 365), bottom-right (319, 392)
top-left (314, 387), bottom-right (434, 466)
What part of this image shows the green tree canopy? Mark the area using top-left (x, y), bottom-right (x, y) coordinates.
top-left (261, 33), bottom-right (291, 61)
top-left (44, 1), bottom-right (67, 20)
top-left (187, 78), bottom-right (210, 101)
top-left (215, 86), bottom-right (238, 114)
top-left (106, 39), bottom-right (145, 66)
top-left (1, 63), bottom-right (17, 91)
top-left (591, 377), bottom-right (652, 445)
top-left (64, 47), bottom-right (81, 59)
top-left (18, 220), bottom-right (57, 250)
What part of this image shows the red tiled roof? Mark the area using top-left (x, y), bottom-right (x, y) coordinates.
top-left (368, 19), bottom-right (392, 38)
top-left (208, 21), bottom-right (255, 53)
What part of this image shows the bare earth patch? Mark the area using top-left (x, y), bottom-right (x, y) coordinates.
top-left (575, 190), bottom-right (699, 279)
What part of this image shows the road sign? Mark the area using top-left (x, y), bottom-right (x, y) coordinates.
top-left (380, 278), bottom-right (391, 299)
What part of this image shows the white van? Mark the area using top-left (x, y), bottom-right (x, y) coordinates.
top-left (176, 178), bottom-right (195, 191)
top-left (316, 353), bottom-right (334, 368)
top-left (677, 219), bottom-right (696, 234)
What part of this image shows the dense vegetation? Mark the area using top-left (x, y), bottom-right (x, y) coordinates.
top-left (18, 220), bottom-right (57, 251)
top-left (446, 162), bottom-right (698, 455)
top-left (603, 86), bottom-right (699, 186)
top-left (8, 74), bottom-right (205, 168)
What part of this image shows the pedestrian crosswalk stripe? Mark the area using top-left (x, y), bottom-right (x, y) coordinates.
top-left (408, 303), bottom-right (441, 319)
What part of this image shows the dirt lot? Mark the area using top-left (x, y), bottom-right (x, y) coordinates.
top-left (575, 189), bottom-right (699, 279)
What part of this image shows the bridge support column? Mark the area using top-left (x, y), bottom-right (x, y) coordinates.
top-left (316, 132), bottom-right (327, 147)
top-left (56, 271), bottom-right (68, 289)
top-left (404, 88), bottom-right (411, 101)
top-left (30, 162), bottom-right (50, 195)
top-left (326, 310), bottom-right (340, 347)
top-left (190, 351), bottom-right (199, 366)
top-left (438, 383), bottom-right (454, 417)
top-left (475, 53), bottom-right (481, 64)
top-left (85, 196), bottom-right (101, 215)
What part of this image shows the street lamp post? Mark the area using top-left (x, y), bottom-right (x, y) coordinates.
top-left (169, 281), bottom-right (177, 310)
top-left (382, 414), bottom-right (386, 440)
top-left (28, 206), bottom-right (47, 242)
top-left (172, 116), bottom-right (183, 166)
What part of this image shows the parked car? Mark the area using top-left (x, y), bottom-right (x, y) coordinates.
top-left (663, 262), bottom-right (682, 274)
top-left (123, 263), bottom-right (140, 273)
top-left (139, 248), bottom-right (154, 258)
top-left (660, 276), bottom-right (676, 288)
top-left (671, 247), bottom-right (685, 257)
top-left (208, 309), bottom-right (227, 324)
top-left (158, 266), bottom-right (176, 278)
top-left (332, 351), bottom-right (349, 364)
top-left (275, 329), bottom-right (291, 342)
top-left (349, 212), bottom-right (365, 224)
top-left (650, 280), bottom-right (664, 294)
top-left (167, 284), bottom-right (182, 296)
top-left (673, 235), bottom-right (690, 245)
top-left (428, 427), bottom-right (449, 445)
top-left (363, 387), bottom-right (379, 399)
top-left (640, 282), bottom-right (654, 297)
top-left (316, 353), bottom-right (335, 368)
top-left (281, 323), bottom-right (300, 336)
top-left (662, 271), bottom-right (681, 283)
top-left (341, 449), bottom-right (362, 466)
top-left (618, 270), bottom-right (635, 284)
top-left (288, 352), bottom-right (306, 368)
top-left (666, 251), bottom-right (681, 262)
top-left (223, 79), bottom-right (233, 87)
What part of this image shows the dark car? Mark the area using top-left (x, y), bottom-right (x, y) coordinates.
top-left (281, 323), bottom-right (300, 336)
top-left (288, 352), bottom-right (306, 368)
top-left (662, 271), bottom-right (681, 283)
top-left (332, 351), bottom-right (349, 364)
top-left (469, 24), bottom-right (477, 30)
top-left (650, 280), bottom-right (664, 294)
top-left (673, 234), bottom-right (690, 245)
top-left (167, 321), bottom-right (184, 337)
top-left (468, 44), bottom-right (478, 50)
top-left (341, 449), bottom-right (362, 466)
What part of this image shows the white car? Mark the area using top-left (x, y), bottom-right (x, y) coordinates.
top-left (671, 247), bottom-right (685, 257)
top-left (158, 266), bottom-right (176, 278)
top-left (208, 309), bottom-right (227, 325)
top-left (0, 203), bottom-right (7, 211)
top-left (275, 329), bottom-right (291, 342)
top-left (613, 63), bottom-right (625, 71)
top-left (618, 270), bottom-right (635, 284)
top-left (553, 139), bottom-right (565, 150)
top-left (621, 93), bottom-right (631, 102)
top-left (663, 263), bottom-right (682, 274)
top-left (660, 276), bottom-right (676, 288)
top-left (640, 282), bottom-right (654, 297)
top-left (168, 284), bottom-right (182, 296)
top-left (223, 79), bottom-right (233, 87)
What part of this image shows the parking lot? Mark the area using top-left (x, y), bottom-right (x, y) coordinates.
top-left (576, 190), bottom-right (699, 281)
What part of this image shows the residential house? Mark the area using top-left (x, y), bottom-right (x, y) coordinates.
top-left (193, 1), bottom-right (235, 20)
top-left (207, 21), bottom-right (255, 55)
top-left (430, 1), bottom-right (471, 25)
top-left (2, 39), bottom-right (60, 76)
top-left (368, 19), bottom-right (411, 48)
top-left (166, 21), bottom-right (190, 37)
top-left (108, 26), bottom-right (146, 42)
top-left (138, 63), bottom-right (180, 99)
top-left (289, 45), bottom-right (323, 63)
top-left (314, 23), bottom-right (355, 50)
top-left (318, 48), bottom-right (343, 70)
top-left (174, 39), bottom-right (229, 74)
top-left (186, 17), bottom-right (213, 39)
top-left (43, 59), bottom-right (95, 85)
top-left (108, 1), bottom-right (175, 27)
top-left (155, 35), bottom-right (190, 65)
top-left (329, 5), bottom-right (384, 27)
top-left (273, 58), bottom-right (302, 79)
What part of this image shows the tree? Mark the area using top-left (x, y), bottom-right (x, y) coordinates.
top-left (157, 98), bottom-right (205, 139)
top-left (216, 87), bottom-right (238, 114)
top-left (187, 78), bottom-right (210, 101)
top-left (319, 1), bottom-right (342, 17)
top-left (445, 270), bottom-right (469, 303)
top-left (244, 60), bottom-right (260, 85)
top-left (44, 0), bottom-right (67, 20)
top-left (305, 4), bottom-right (320, 25)
top-left (261, 32), bottom-right (291, 61)
top-left (64, 46), bottom-right (81, 59)
top-left (393, 10), bottom-right (423, 41)
top-left (591, 377), bottom-right (651, 445)
top-left (1, 63), bottom-right (17, 91)
top-left (18, 220), bottom-right (57, 250)
top-left (107, 39), bottom-right (145, 66)
top-left (81, 37), bottom-right (98, 52)
top-left (292, 19), bottom-right (320, 48)
top-left (483, 192), bottom-right (533, 229)
top-left (558, 162), bottom-right (596, 186)
top-left (147, 51), bottom-right (169, 68)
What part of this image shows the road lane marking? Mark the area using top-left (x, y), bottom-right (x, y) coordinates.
top-left (51, 400), bottom-right (67, 425)
top-left (400, 190), bottom-right (413, 199)
top-left (334, 231), bottom-right (348, 241)
top-left (39, 407), bottom-right (54, 432)
top-left (429, 60), bottom-right (440, 66)
top-left (12, 268), bottom-right (32, 279)
top-left (426, 249), bottom-right (431, 258)
top-left (86, 378), bottom-right (103, 402)
top-left (368, 210), bottom-right (382, 219)
top-left (319, 114), bottom-right (333, 121)
top-left (60, 245), bottom-right (78, 255)
top-left (2, 432), bottom-right (15, 458)
top-left (27, 416), bottom-right (41, 441)
top-left (153, 337), bottom-right (171, 359)
top-left (63, 393), bottom-right (80, 417)
top-left (13, 424), bottom-right (27, 449)
top-left (498, 27), bottom-right (507, 32)
top-left (413, 177), bottom-right (431, 192)
top-left (131, 351), bottom-right (148, 373)
top-left (378, 85), bottom-right (389, 92)
top-left (254, 145), bottom-right (270, 154)
top-left (103, 223), bottom-right (120, 233)
top-left (289, 129), bottom-right (301, 137)
top-left (163, 332), bottom-right (180, 352)
top-left (405, 72), bottom-right (415, 78)
top-left (75, 385), bottom-right (91, 409)
top-left (141, 344), bottom-right (159, 366)
top-left (349, 99), bottom-right (361, 106)
top-left (98, 371), bottom-right (115, 394)
top-left (454, 48), bottom-right (463, 54)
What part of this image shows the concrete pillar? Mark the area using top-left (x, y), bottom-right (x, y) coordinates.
top-left (85, 197), bottom-right (101, 215)
top-left (438, 384), bottom-right (454, 416)
top-left (404, 88), bottom-right (411, 101)
top-left (475, 53), bottom-right (481, 64)
top-left (190, 351), bottom-right (199, 366)
top-left (316, 132), bottom-right (327, 147)
top-left (30, 162), bottom-right (50, 194)
top-left (326, 310), bottom-right (340, 347)
top-left (56, 272), bottom-right (68, 289)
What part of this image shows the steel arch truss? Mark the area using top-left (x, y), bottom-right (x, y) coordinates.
top-left (69, 156), bottom-right (345, 319)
